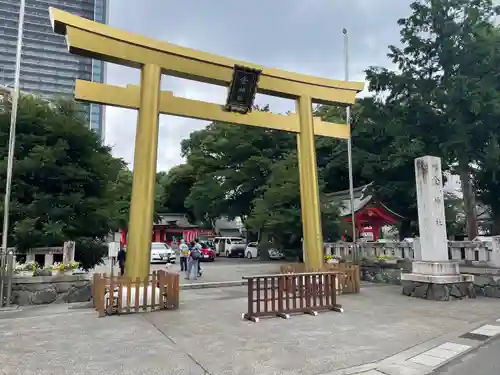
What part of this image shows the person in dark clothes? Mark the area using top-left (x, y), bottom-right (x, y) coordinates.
top-left (117, 246), bottom-right (126, 276)
top-left (194, 238), bottom-right (203, 277)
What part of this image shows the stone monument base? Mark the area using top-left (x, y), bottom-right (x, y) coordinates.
top-left (401, 261), bottom-right (475, 301)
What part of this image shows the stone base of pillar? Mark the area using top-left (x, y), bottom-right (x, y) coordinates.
top-left (401, 261), bottom-right (475, 301)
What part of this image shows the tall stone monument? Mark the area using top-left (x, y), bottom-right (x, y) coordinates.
top-left (401, 156), bottom-right (474, 301)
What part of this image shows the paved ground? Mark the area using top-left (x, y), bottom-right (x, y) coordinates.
top-left (94, 257), bottom-right (285, 285)
top-left (2, 283), bottom-right (500, 375)
top-left (432, 336), bottom-right (500, 375)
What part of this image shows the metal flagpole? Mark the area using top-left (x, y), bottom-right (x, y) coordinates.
top-left (342, 28), bottom-right (357, 262)
top-left (0, 0), bottom-right (25, 307)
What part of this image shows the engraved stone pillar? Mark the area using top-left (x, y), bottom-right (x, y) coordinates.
top-left (414, 156), bottom-right (448, 261)
top-left (401, 156), bottom-right (474, 301)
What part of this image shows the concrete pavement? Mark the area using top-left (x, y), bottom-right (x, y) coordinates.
top-left (145, 283), bottom-right (500, 375)
top-left (0, 307), bottom-right (206, 375)
top-left (3, 283), bottom-right (500, 375)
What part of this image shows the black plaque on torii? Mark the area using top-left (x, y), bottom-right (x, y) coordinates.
top-left (225, 65), bottom-right (262, 114)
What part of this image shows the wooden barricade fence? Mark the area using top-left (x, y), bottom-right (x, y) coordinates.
top-left (242, 272), bottom-right (343, 322)
top-left (279, 263), bottom-right (360, 294)
top-left (92, 270), bottom-right (180, 317)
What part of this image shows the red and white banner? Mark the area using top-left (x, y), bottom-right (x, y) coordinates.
top-left (183, 230), bottom-right (197, 243)
top-left (119, 228), bottom-right (215, 246)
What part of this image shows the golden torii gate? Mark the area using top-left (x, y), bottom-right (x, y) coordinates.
top-left (50, 8), bottom-right (364, 279)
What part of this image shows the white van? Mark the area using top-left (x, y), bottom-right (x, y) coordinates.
top-left (213, 237), bottom-right (246, 257)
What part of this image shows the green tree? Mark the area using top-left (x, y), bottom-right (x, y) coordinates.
top-left (315, 98), bottom-right (425, 238)
top-left (182, 105), bottom-right (349, 244)
top-left (246, 153), bottom-right (302, 249)
top-left (444, 192), bottom-right (467, 237)
top-left (112, 169), bottom-right (168, 228)
top-left (181, 105), bottom-right (295, 222)
top-left (158, 163), bottom-right (196, 220)
top-left (366, 0), bottom-right (500, 239)
top-left (246, 152), bottom-right (340, 256)
top-left (109, 166), bottom-right (133, 229)
top-left (476, 135), bottom-right (500, 234)
top-left (0, 95), bottom-right (125, 268)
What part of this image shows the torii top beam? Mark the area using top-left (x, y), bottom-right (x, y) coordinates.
top-left (49, 8), bottom-right (364, 106)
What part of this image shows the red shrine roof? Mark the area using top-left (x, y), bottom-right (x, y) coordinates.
top-left (325, 182), bottom-right (403, 225)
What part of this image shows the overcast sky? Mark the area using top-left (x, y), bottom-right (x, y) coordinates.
top-left (104, 0), bottom-right (414, 172)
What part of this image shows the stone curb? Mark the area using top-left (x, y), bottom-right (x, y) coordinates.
top-left (0, 305), bottom-right (19, 312)
top-left (427, 329), bottom-right (500, 374)
top-left (321, 316), bottom-right (500, 375)
top-left (180, 280), bottom-right (246, 290)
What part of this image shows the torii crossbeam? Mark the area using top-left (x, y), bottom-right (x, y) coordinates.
top-left (50, 8), bottom-right (364, 279)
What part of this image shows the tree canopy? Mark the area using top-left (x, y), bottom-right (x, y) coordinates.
top-left (181, 105), bottom-right (296, 223)
top-left (0, 95), bottom-right (127, 268)
top-left (365, 0), bottom-right (500, 238)
top-left (156, 164), bottom-right (196, 220)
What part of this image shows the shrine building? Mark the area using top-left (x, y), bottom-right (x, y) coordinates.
top-left (119, 213), bottom-right (215, 247)
top-left (325, 182), bottom-right (403, 241)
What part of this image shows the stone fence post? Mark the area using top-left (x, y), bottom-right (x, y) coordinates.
top-left (413, 237), bottom-right (421, 261)
top-left (491, 236), bottom-right (500, 267)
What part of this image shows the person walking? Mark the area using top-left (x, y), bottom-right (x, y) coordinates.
top-left (186, 241), bottom-right (201, 280)
top-left (179, 239), bottom-right (189, 272)
top-left (117, 246), bottom-right (126, 276)
top-left (194, 238), bottom-right (203, 277)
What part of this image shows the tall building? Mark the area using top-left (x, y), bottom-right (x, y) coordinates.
top-left (0, 0), bottom-right (109, 140)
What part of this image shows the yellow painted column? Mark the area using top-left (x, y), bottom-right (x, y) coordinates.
top-left (125, 64), bottom-right (162, 280)
top-left (296, 134), bottom-right (307, 267)
top-left (295, 95), bottom-right (324, 270)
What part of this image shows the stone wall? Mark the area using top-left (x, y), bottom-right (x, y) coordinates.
top-left (402, 280), bottom-right (475, 301)
top-left (361, 262), bottom-right (500, 299)
top-left (360, 259), bottom-right (411, 285)
top-left (11, 275), bottom-right (92, 305)
top-left (468, 274), bottom-right (500, 298)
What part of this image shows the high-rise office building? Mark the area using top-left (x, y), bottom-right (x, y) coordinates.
top-left (0, 0), bottom-right (109, 140)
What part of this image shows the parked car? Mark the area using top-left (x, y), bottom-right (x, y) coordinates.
top-left (245, 242), bottom-right (258, 259)
top-left (268, 248), bottom-right (285, 260)
top-left (214, 237), bottom-right (246, 257)
top-left (200, 243), bottom-right (216, 262)
top-left (150, 242), bottom-right (175, 264)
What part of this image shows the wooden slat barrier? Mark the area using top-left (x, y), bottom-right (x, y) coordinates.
top-left (242, 272), bottom-right (343, 322)
top-left (279, 263), bottom-right (361, 294)
top-left (92, 270), bottom-right (180, 317)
